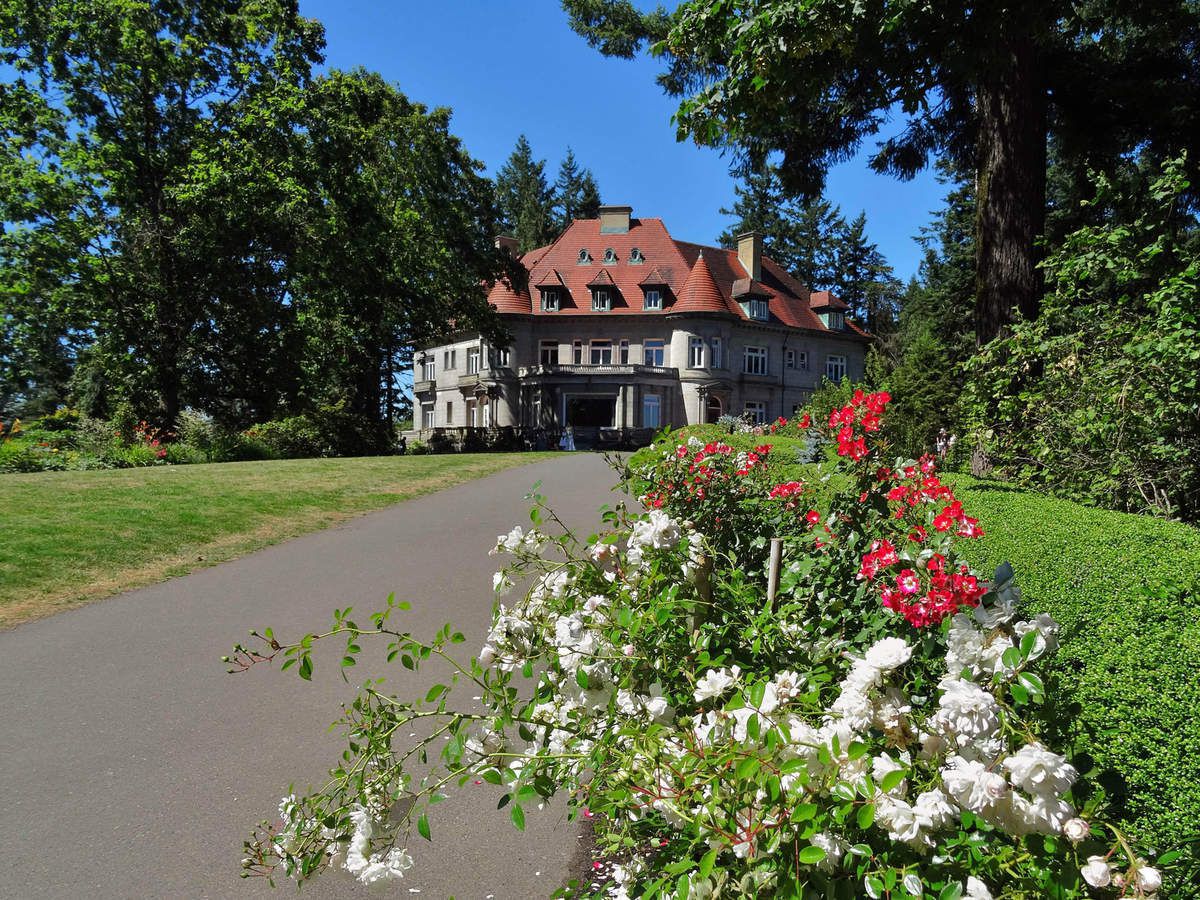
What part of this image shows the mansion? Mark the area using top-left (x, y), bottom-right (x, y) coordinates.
top-left (413, 206), bottom-right (869, 447)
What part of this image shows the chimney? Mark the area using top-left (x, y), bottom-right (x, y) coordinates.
top-left (737, 231), bottom-right (762, 281)
top-left (495, 234), bottom-right (519, 256)
top-left (598, 205), bottom-right (632, 234)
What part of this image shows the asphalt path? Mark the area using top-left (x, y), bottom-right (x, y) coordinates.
top-left (0, 453), bottom-right (622, 900)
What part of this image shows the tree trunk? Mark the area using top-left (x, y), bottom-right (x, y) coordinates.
top-left (974, 23), bottom-right (1046, 346)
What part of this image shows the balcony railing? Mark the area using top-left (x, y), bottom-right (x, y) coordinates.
top-left (518, 363), bottom-right (678, 378)
top-left (414, 379), bottom-right (436, 395)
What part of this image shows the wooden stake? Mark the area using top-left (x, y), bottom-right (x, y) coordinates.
top-left (766, 538), bottom-right (783, 612)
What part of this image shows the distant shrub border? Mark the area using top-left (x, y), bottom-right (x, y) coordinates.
top-left (228, 391), bottom-right (1176, 896)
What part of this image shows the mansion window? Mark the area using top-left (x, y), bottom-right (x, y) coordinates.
top-left (826, 354), bottom-right (847, 382)
top-left (572, 340), bottom-right (583, 364)
top-left (826, 311), bottom-right (845, 330)
top-left (421, 403), bottom-right (434, 429)
top-left (443, 349), bottom-right (456, 370)
top-left (619, 339), bottom-right (630, 365)
top-left (540, 341), bottom-right (558, 367)
top-left (643, 289), bottom-right (662, 310)
top-left (743, 346), bottom-right (768, 375)
top-left (577, 249), bottom-right (592, 264)
top-left (642, 394), bottom-right (661, 429)
top-left (592, 289), bottom-right (612, 312)
top-left (491, 346), bottom-right (511, 368)
top-left (710, 336), bottom-right (723, 369)
top-left (467, 347), bottom-right (481, 374)
top-left (421, 358), bottom-right (435, 381)
top-left (445, 401), bottom-right (454, 424)
top-left (603, 248), bottom-right (618, 264)
top-left (745, 401), bottom-right (767, 424)
top-left (541, 290), bottom-right (560, 312)
top-left (629, 247), bottom-right (645, 264)
top-left (688, 337), bottom-right (705, 369)
top-left (590, 340), bottom-right (613, 365)
top-left (643, 339), bottom-right (665, 367)
top-left (785, 349), bottom-right (796, 369)
top-left (796, 350), bottom-right (809, 370)
top-left (748, 298), bottom-right (770, 321)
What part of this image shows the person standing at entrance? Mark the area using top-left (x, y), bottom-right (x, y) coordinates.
top-left (559, 426), bottom-right (576, 451)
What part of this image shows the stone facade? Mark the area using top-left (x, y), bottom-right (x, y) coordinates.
top-left (413, 207), bottom-right (869, 447)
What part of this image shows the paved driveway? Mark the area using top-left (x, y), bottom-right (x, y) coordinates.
top-left (0, 453), bottom-right (620, 900)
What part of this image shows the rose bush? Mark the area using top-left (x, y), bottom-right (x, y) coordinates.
top-left (228, 391), bottom-right (1174, 897)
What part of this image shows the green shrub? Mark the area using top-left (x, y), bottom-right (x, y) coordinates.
top-left (948, 475), bottom-right (1200, 858)
top-left (0, 441), bottom-right (65, 472)
top-left (406, 439), bottom-right (432, 455)
top-left (175, 409), bottom-right (219, 458)
top-left (164, 442), bottom-right (208, 465)
top-left (248, 416), bottom-right (330, 459)
top-left (114, 443), bottom-right (163, 468)
top-left (36, 407), bottom-right (81, 432)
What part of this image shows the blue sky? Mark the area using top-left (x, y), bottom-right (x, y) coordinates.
top-left (298, 0), bottom-right (949, 282)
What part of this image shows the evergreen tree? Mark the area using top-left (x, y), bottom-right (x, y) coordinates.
top-left (832, 213), bottom-right (901, 334)
top-left (494, 135), bottom-right (554, 252)
top-left (716, 167), bottom-right (842, 290)
top-left (553, 148), bottom-right (602, 229)
top-left (566, 0), bottom-right (1200, 345)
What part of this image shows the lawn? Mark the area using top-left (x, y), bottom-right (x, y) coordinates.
top-left (0, 453), bottom-right (554, 629)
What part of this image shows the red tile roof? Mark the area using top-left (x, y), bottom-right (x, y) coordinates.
top-left (484, 214), bottom-right (868, 339)
top-left (673, 252), bottom-right (729, 314)
top-left (810, 289), bottom-right (848, 311)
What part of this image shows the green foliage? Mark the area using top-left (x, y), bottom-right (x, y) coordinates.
top-left (965, 158), bottom-right (1200, 521)
top-left (552, 147), bottom-right (602, 230)
top-left (950, 474), bottom-right (1200, 873)
top-left (494, 134), bottom-right (556, 252)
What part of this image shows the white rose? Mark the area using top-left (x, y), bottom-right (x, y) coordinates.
top-left (1136, 864), bottom-right (1162, 893)
top-left (1080, 855), bottom-right (1113, 888)
top-left (478, 644), bottom-right (496, 667)
top-left (963, 876), bottom-right (994, 900)
top-left (1062, 817), bottom-right (1089, 843)
top-left (864, 637), bottom-right (913, 672)
top-left (694, 666), bottom-right (740, 702)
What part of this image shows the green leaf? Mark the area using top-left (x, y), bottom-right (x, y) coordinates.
top-left (797, 845), bottom-right (827, 865)
top-left (511, 804), bottom-right (525, 831)
top-left (938, 883), bottom-right (963, 900)
top-left (1001, 646), bottom-right (1022, 670)
top-left (857, 802), bottom-right (876, 829)
top-left (481, 768), bottom-right (503, 785)
top-left (417, 814), bottom-right (431, 841)
top-left (425, 683), bottom-right (446, 703)
top-left (793, 802), bottom-right (818, 822)
top-left (298, 655), bottom-right (313, 681)
top-left (1020, 629), bottom-right (1039, 658)
top-left (880, 769), bottom-right (906, 793)
top-left (698, 848), bottom-right (717, 879)
top-left (575, 668), bottom-right (589, 690)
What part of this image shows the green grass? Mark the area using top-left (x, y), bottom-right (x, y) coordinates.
top-left (0, 453), bottom-right (554, 629)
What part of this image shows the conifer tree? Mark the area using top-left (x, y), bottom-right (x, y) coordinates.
top-left (553, 148), bottom-right (602, 229)
top-left (494, 135), bottom-right (554, 252)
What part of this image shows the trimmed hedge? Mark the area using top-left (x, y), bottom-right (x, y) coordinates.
top-left (634, 426), bottom-right (1200, 873)
top-left (949, 475), bottom-right (1200, 860)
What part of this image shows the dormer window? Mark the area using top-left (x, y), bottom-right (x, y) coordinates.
top-left (591, 289), bottom-right (611, 312)
top-left (541, 289), bottom-right (560, 312)
top-left (603, 247), bottom-right (618, 264)
top-left (824, 311), bottom-right (845, 330)
top-left (748, 298), bottom-right (770, 321)
top-left (629, 247), bottom-right (645, 264)
top-left (643, 289), bottom-right (662, 311)
top-left (577, 249), bottom-right (592, 265)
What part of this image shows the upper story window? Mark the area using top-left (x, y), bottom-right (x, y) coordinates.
top-left (491, 346), bottom-right (511, 368)
top-left (619, 339), bottom-right (629, 365)
top-left (443, 349), bottom-right (456, 370)
top-left (592, 289), bottom-right (611, 312)
top-left (572, 340), bottom-right (583, 365)
top-left (744, 345), bottom-right (768, 376)
top-left (826, 354), bottom-right (847, 382)
top-left (748, 298), bottom-right (770, 321)
top-left (577, 249), bottom-right (592, 265)
top-left (644, 339), bottom-right (665, 367)
top-left (825, 311), bottom-right (845, 330)
top-left (688, 336), bottom-right (705, 369)
top-left (785, 349), bottom-right (796, 369)
top-left (467, 346), bottom-right (481, 375)
top-left (643, 289), bottom-right (662, 311)
top-left (796, 350), bottom-right (810, 371)
top-left (421, 358), bottom-right (435, 381)
top-left (603, 247), bottom-right (618, 264)
top-left (541, 289), bottom-right (560, 312)
top-left (629, 247), bottom-right (645, 264)
top-left (590, 340), bottom-right (613, 365)
top-left (710, 336), bottom-right (723, 369)
top-left (540, 341), bottom-right (558, 367)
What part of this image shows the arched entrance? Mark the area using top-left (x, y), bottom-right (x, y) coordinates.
top-left (704, 395), bottom-right (723, 424)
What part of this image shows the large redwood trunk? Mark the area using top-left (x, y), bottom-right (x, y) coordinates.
top-left (974, 22), bottom-right (1046, 346)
